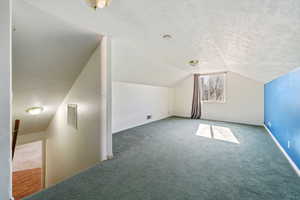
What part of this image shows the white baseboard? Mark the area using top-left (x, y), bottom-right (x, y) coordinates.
top-left (112, 115), bottom-right (172, 134)
top-left (264, 125), bottom-right (300, 177)
top-left (107, 154), bottom-right (114, 160)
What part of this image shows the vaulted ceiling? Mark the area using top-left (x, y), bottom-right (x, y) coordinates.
top-left (23, 0), bottom-right (300, 86)
top-left (13, 0), bottom-right (300, 134)
top-left (13, 0), bottom-right (99, 134)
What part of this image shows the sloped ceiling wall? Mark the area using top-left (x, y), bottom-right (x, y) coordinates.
top-left (23, 0), bottom-right (300, 85)
top-left (14, 0), bottom-right (300, 134)
top-left (13, 0), bottom-right (99, 134)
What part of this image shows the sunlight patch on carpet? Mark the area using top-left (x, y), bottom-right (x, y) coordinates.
top-left (196, 124), bottom-right (239, 144)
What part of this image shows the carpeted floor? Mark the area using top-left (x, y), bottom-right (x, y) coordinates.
top-left (26, 117), bottom-right (300, 200)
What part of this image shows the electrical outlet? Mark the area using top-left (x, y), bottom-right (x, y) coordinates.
top-left (288, 141), bottom-right (290, 149)
top-left (146, 115), bottom-right (152, 120)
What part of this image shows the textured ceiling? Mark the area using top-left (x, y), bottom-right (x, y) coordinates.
top-left (23, 0), bottom-right (300, 86)
top-left (14, 0), bottom-right (300, 134)
top-left (13, 0), bottom-right (99, 134)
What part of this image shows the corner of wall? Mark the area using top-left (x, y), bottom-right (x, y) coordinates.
top-left (168, 87), bottom-right (175, 116)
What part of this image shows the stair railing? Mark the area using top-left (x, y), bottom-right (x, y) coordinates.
top-left (12, 119), bottom-right (20, 160)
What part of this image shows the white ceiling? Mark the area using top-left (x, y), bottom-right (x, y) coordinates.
top-left (23, 0), bottom-right (300, 86)
top-left (14, 0), bottom-right (300, 133)
top-left (13, 0), bottom-right (99, 134)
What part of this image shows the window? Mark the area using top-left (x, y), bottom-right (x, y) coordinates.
top-left (200, 73), bottom-right (226, 102)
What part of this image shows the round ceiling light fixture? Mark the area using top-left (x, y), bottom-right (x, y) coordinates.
top-left (189, 60), bottom-right (199, 67)
top-left (85, 0), bottom-right (110, 9)
top-left (26, 106), bottom-right (44, 115)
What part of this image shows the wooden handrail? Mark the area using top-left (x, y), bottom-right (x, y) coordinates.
top-left (12, 119), bottom-right (20, 160)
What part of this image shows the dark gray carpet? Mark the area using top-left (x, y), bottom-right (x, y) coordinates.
top-left (26, 117), bottom-right (300, 200)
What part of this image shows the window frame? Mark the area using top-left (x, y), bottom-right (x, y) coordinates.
top-left (199, 72), bottom-right (227, 103)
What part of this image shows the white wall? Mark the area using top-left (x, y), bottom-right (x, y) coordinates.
top-left (112, 82), bottom-right (174, 133)
top-left (13, 141), bottom-right (42, 172)
top-left (174, 72), bottom-right (264, 125)
top-left (45, 44), bottom-right (103, 187)
top-left (0, 0), bottom-right (12, 199)
top-left (17, 132), bottom-right (45, 145)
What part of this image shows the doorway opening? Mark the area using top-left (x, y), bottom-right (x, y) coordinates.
top-left (12, 141), bottom-right (43, 200)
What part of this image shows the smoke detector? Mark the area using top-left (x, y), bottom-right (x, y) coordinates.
top-left (162, 34), bottom-right (172, 39)
top-left (85, 0), bottom-right (110, 9)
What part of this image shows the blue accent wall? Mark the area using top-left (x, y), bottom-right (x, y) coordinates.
top-left (265, 68), bottom-right (300, 169)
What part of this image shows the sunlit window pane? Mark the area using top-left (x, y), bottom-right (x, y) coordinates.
top-left (200, 73), bottom-right (225, 102)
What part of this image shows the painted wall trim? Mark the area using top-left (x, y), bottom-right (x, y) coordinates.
top-left (264, 125), bottom-right (300, 177)
top-left (99, 36), bottom-right (113, 161)
top-left (201, 117), bottom-right (264, 127)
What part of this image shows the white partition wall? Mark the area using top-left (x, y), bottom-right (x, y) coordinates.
top-left (45, 43), bottom-right (103, 186)
top-left (0, 0), bottom-right (12, 199)
top-left (44, 36), bottom-right (113, 187)
top-left (99, 36), bottom-right (113, 160)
